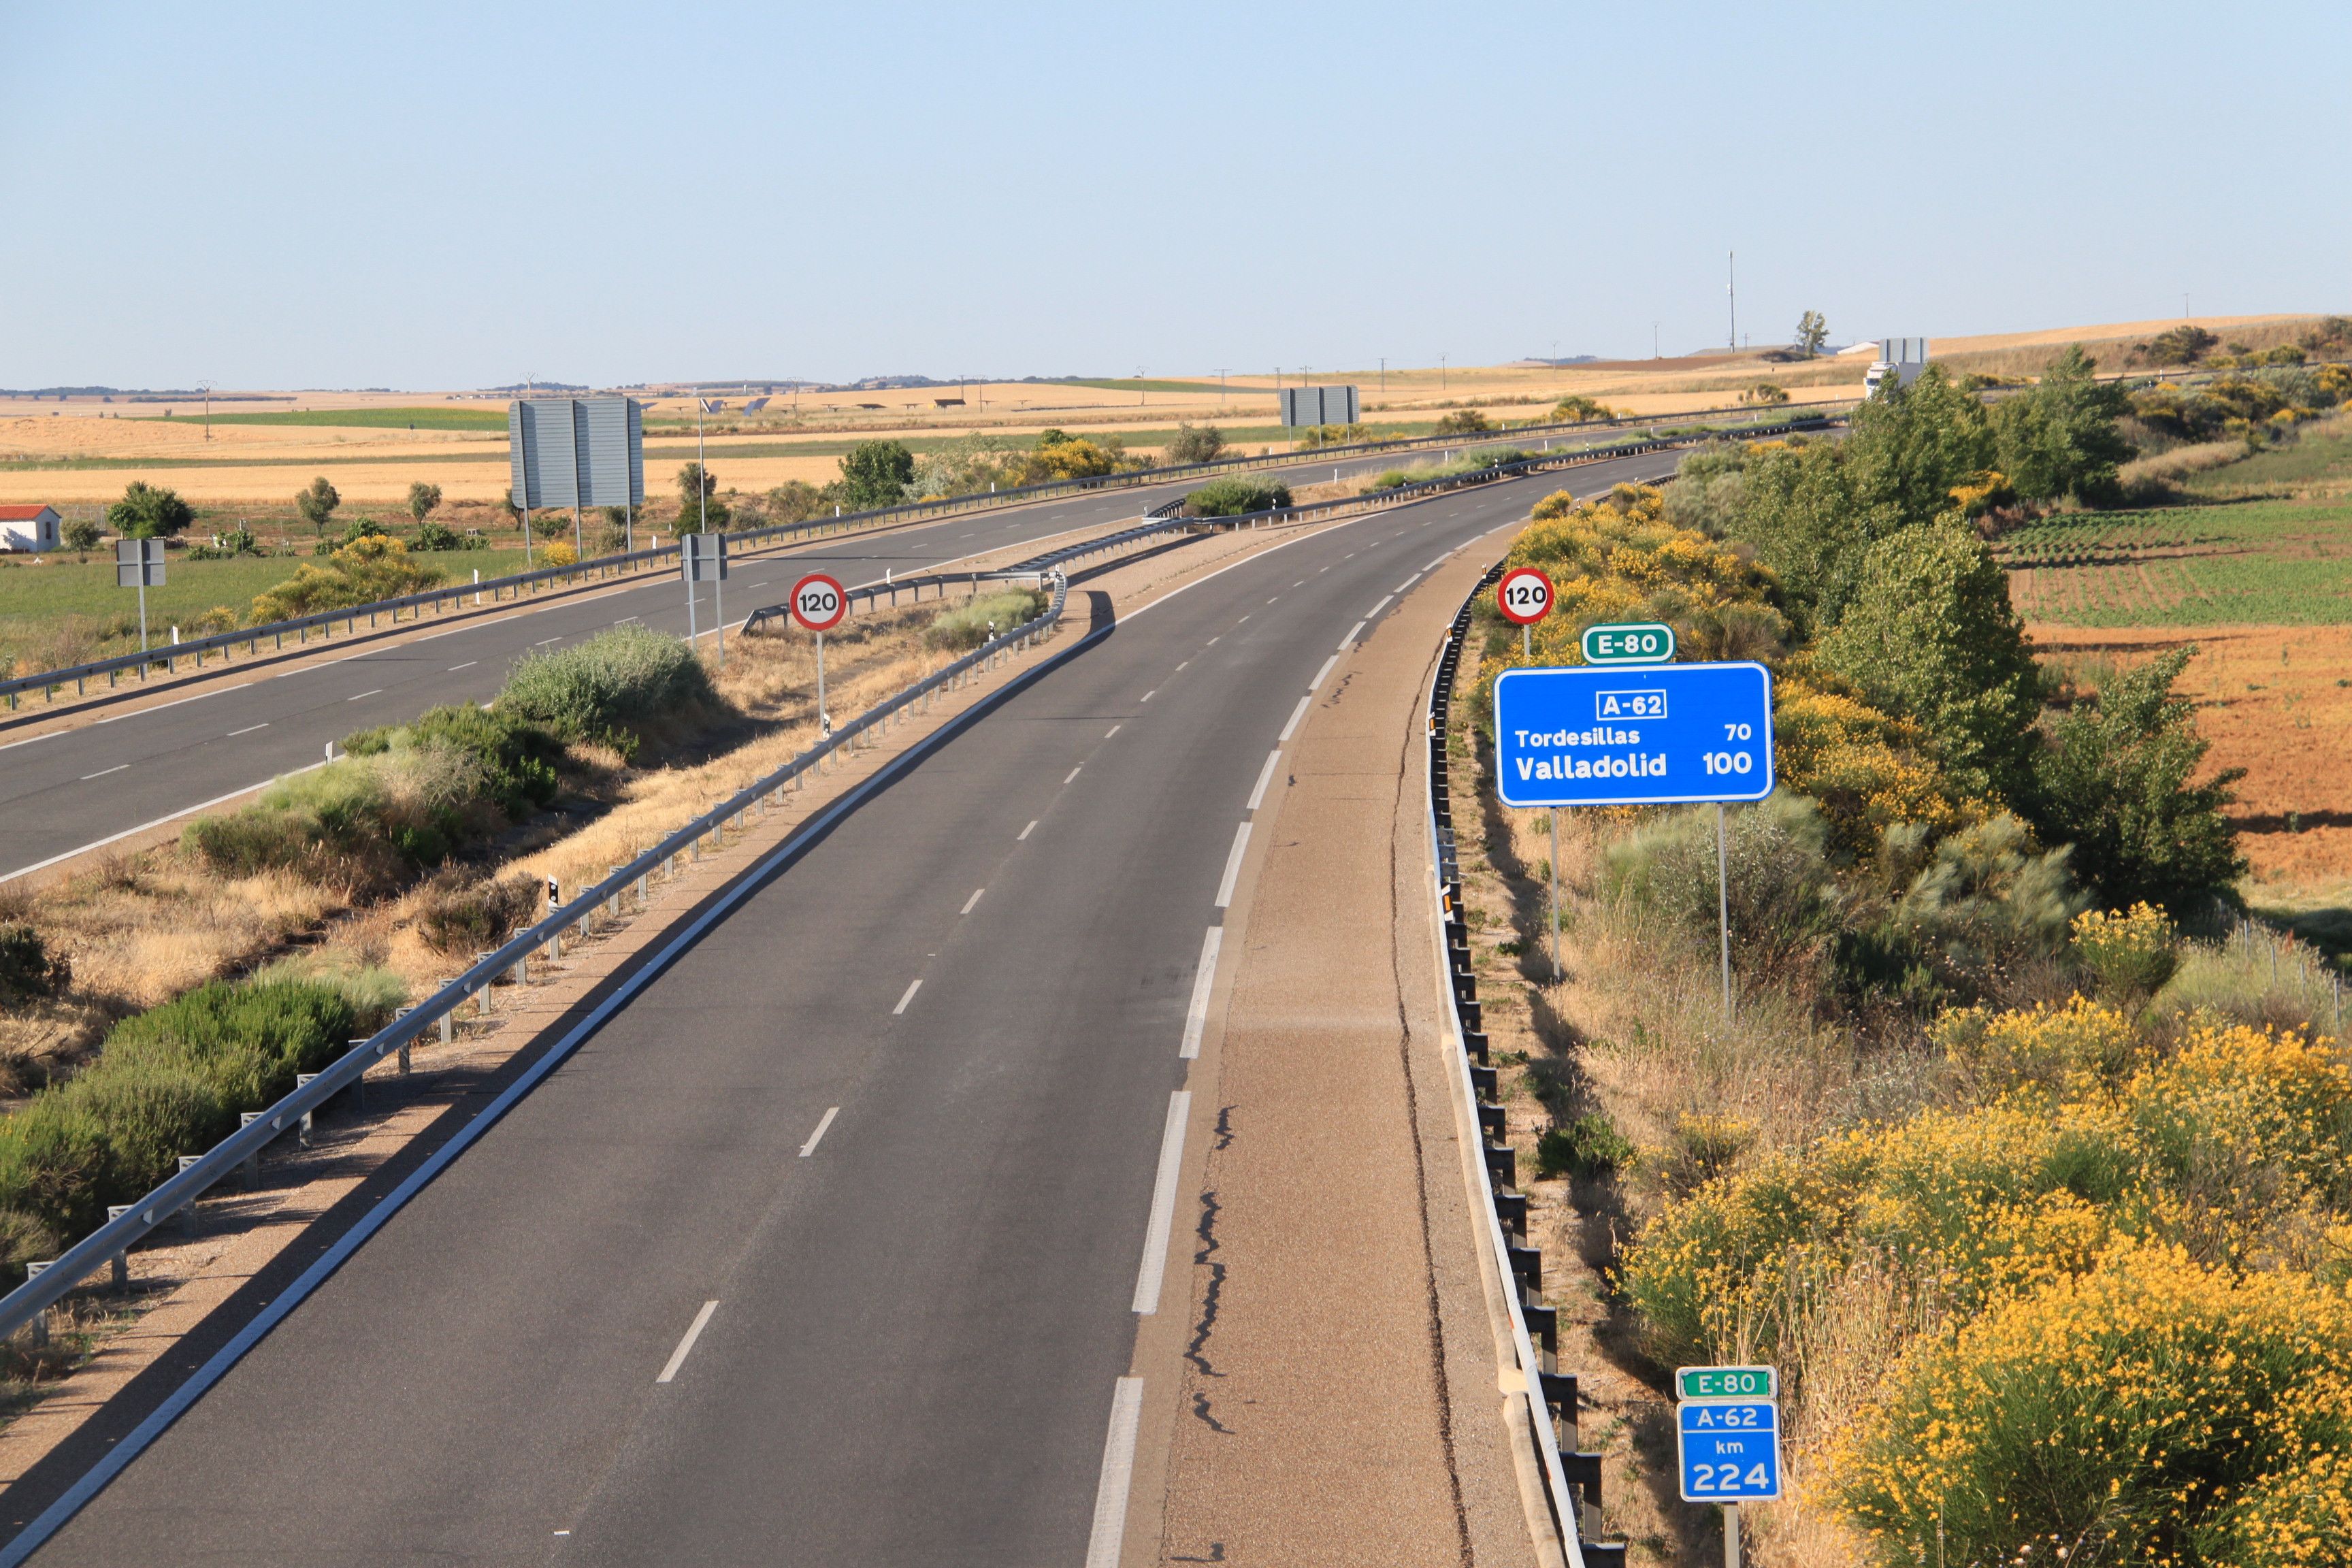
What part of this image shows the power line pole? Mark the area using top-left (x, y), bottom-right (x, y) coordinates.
top-left (1727, 251), bottom-right (1737, 350)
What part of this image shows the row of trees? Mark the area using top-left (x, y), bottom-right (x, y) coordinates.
top-left (1669, 353), bottom-right (2237, 911)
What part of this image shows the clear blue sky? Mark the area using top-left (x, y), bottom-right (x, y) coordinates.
top-left (2, 2), bottom-right (2344, 389)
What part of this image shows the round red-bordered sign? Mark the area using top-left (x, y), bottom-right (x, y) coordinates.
top-left (1497, 566), bottom-right (1554, 626)
top-left (788, 572), bottom-right (847, 632)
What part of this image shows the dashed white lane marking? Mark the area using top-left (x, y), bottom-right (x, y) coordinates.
top-left (1366, 594), bottom-right (1393, 616)
top-left (1278, 695), bottom-right (1312, 742)
top-left (228, 723), bottom-right (268, 737)
top-left (1395, 575), bottom-right (1422, 593)
top-left (1339, 621), bottom-right (1367, 649)
top-left (1065, 765), bottom-right (1083, 784)
top-left (961, 887), bottom-right (985, 915)
top-left (1175, 661), bottom-right (1189, 672)
top-left (1017, 820), bottom-right (1037, 840)
top-left (798, 1107), bottom-right (840, 1158)
top-left (1132, 1092), bottom-right (1193, 1313)
top-left (1105, 725), bottom-right (1121, 738)
top-left (346, 689), bottom-right (383, 701)
top-left (892, 979), bottom-right (922, 1015)
top-left (448, 661), bottom-right (476, 671)
top-left (1309, 654), bottom-right (1338, 692)
top-left (1205, 636), bottom-right (1220, 645)
top-left (655, 1301), bottom-right (721, 1383)
top-left (534, 636), bottom-right (564, 646)
top-left (1247, 749), bottom-right (1282, 811)
top-left (1084, 1378), bottom-right (1147, 1568)
top-left (1179, 928), bottom-right (1223, 1060)
top-left (1213, 822), bottom-right (1252, 908)
top-left (1140, 691), bottom-right (1155, 702)
top-left (79, 764), bottom-right (128, 780)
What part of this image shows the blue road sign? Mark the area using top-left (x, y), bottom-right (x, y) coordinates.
top-left (1677, 1400), bottom-right (1782, 1501)
top-left (1492, 662), bottom-right (1774, 808)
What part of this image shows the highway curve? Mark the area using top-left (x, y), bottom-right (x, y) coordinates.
top-left (17, 450), bottom-right (1674, 1565)
top-left (0, 444), bottom-right (1447, 885)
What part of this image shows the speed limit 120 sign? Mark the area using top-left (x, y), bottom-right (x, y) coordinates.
top-left (1497, 567), bottom-right (1554, 626)
top-left (788, 573), bottom-right (847, 633)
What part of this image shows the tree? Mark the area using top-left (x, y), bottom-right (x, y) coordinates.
top-left (1818, 519), bottom-right (2044, 806)
top-left (1164, 422), bottom-right (1226, 464)
top-left (1795, 309), bottom-right (1829, 359)
top-left (61, 517), bottom-right (102, 553)
top-left (295, 476), bottom-right (341, 533)
top-left (765, 480), bottom-right (826, 525)
top-left (1990, 346), bottom-right (2134, 506)
top-left (674, 462), bottom-right (727, 530)
top-left (837, 440), bottom-right (915, 510)
top-left (1435, 408), bottom-right (1492, 436)
top-left (1722, 438), bottom-right (1901, 633)
top-left (2030, 647), bottom-right (2244, 912)
top-left (1845, 363), bottom-right (1999, 529)
top-left (406, 481), bottom-right (443, 525)
top-left (106, 480), bottom-right (195, 538)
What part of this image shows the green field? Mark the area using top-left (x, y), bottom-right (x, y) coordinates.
top-left (1998, 497), bottom-right (2352, 625)
top-left (139, 406), bottom-right (510, 431)
top-left (0, 546), bottom-right (536, 673)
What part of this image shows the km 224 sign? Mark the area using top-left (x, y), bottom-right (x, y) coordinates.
top-left (1492, 663), bottom-right (1775, 808)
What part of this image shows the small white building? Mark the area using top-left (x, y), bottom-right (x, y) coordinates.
top-left (0, 504), bottom-right (61, 552)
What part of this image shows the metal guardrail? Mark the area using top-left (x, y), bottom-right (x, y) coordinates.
top-left (1425, 562), bottom-right (1623, 1568)
top-left (0, 399), bottom-right (1846, 711)
top-left (0, 571), bottom-right (1075, 1345)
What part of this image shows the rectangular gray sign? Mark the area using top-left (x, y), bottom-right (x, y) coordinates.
top-left (510, 397), bottom-right (644, 510)
top-left (1279, 385), bottom-right (1360, 429)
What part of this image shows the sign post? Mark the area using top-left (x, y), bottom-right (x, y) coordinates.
top-left (1675, 1365), bottom-right (1780, 1568)
top-left (1494, 566), bottom-right (1561, 977)
top-left (1494, 655), bottom-right (1774, 1015)
top-left (684, 532), bottom-right (729, 668)
top-left (789, 572), bottom-right (847, 734)
top-left (115, 538), bottom-right (165, 654)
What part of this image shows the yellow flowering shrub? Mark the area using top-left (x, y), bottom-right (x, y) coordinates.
top-left (1772, 670), bottom-right (1974, 858)
top-left (538, 539), bottom-right (579, 568)
top-left (1827, 1243), bottom-right (2352, 1568)
top-left (2072, 902), bottom-right (2182, 998)
top-left (1937, 994), bottom-right (2144, 1098)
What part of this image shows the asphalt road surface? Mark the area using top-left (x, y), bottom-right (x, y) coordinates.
top-left (0, 442), bottom-right (1576, 883)
top-left (22, 451), bottom-right (1675, 1566)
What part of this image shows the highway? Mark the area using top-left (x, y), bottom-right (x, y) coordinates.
top-left (1, 445), bottom-right (1533, 884)
top-left (17, 451), bottom-right (1676, 1565)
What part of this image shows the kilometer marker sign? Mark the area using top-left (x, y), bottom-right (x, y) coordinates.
top-left (1495, 566), bottom-right (1553, 626)
top-left (788, 572), bottom-right (847, 632)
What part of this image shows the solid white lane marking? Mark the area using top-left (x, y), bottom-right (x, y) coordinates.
top-left (228, 723), bottom-right (268, 737)
top-left (1, 763), bottom-right (329, 885)
top-left (655, 1301), bottom-right (720, 1383)
top-left (1018, 820), bottom-right (1036, 840)
top-left (1339, 621), bottom-right (1367, 649)
top-left (1247, 749), bottom-right (1282, 811)
top-left (448, 661), bottom-right (476, 671)
top-left (1132, 1092), bottom-right (1192, 1313)
top-left (1366, 594), bottom-right (1393, 616)
top-left (94, 684), bottom-right (242, 723)
top-left (0, 731), bottom-right (59, 755)
top-left (798, 1107), bottom-right (840, 1157)
top-left (1085, 1378), bottom-right (1147, 1568)
top-left (1277, 695), bottom-right (1311, 742)
top-left (1065, 765), bottom-right (1083, 784)
top-left (892, 978), bottom-right (922, 1015)
top-left (1179, 929), bottom-right (1222, 1060)
top-left (1213, 822), bottom-right (1252, 908)
top-left (1309, 654), bottom-right (1338, 692)
top-left (1105, 725), bottom-right (1120, 738)
top-left (345, 689), bottom-right (383, 701)
top-left (961, 887), bottom-right (985, 915)
top-left (79, 764), bottom-right (128, 780)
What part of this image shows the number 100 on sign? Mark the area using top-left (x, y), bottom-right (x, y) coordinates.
top-left (1493, 662), bottom-right (1775, 808)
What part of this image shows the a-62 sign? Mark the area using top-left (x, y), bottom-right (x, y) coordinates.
top-left (1677, 1400), bottom-right (1781, 1501)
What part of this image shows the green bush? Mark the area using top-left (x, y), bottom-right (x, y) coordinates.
top-left (1184, 477), bottom-right (1292, 517)
top-left (0, 975), bottom-right (388, 1253)
top-left (105, 481), bottom-right (196, 540)
top-left (184, 741), bottom-right (489, 891)
top-left (1435, 408), bottom-right (1492, 435)
top-left (344, 703), bottom-right (561, 819)
top-left (497, 625), bottom-right (719, 756)
top-left (926, 588), bottom-right (1047, 653)
top-left (1602, 796), bottom-right (1846, 989)
top-left (412, 519), bottom-right (483, 551)
top-left (1536, 1113), bottom-right (1635, 1180)
top-left (0, 925), bottom-right (69, 1002)
top-left (838, 440), bottom-right (915, 510)
top-left (413, 871), bottom-right (542, 955)
top-left (1991, 346), bottom-right (2135, 506)
top-left (1164, 423), bottom-right (1226, 464)
top-left (2031, 647), bottom-right (2245, 913)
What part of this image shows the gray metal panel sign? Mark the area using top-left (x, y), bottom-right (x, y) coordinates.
top-left (114, 538), bottom-right (165, 587)
top-left (1280, 385), bottom-right (1360, 428)
top-left (510, 397), bottom-right (642, 509)
top-left (683, 530), bottom-right (727, 582)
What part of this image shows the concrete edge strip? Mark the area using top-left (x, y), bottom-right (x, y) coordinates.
top-left (0, 595), bottom-right (1115, 1567)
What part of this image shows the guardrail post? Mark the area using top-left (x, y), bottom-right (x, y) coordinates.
top-left (176, 1155), bottom-right (203, 1235)
top-left (295, 1074), bottom-right (320, 1144)
top-left (105, 1206), bottom-right (133, 1290)
top-left (434, 985), bottom-right (455, 1042)
top-left (22, 1262), bottom-right (50, 1346)
top-left (344, 1045), bottom-right (370, 1112)
top-left (239, 1112), bottom-right (265, 1187)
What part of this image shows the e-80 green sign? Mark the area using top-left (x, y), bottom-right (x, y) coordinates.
top-left (1676, 1365), bottom-right (1777, 1401)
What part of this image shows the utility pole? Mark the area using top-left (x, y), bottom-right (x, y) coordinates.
top-left (202, 382), bottom-right (212, 441)
top-left (1441, 354), bottom-right (1447, 390)
top-left (1654, 323), bottom-right (1661, 359)
top-left (1216, 368), bottom-right (1230, 401)
top-left (1727, 252), bottom-right (1737, 350)
top-left (1379, 357), bottom-right (1385, 393)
